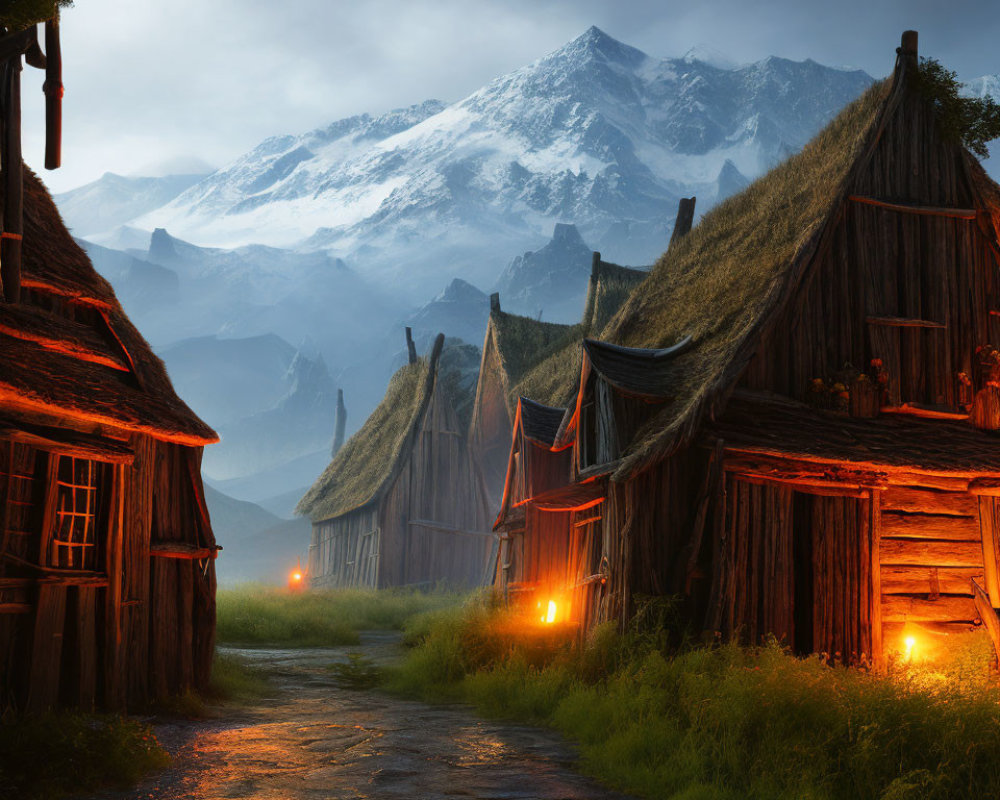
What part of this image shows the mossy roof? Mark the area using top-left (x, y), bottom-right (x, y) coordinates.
top-left (297, 357), bottom-right (432, 522)
top-left (489, 309), bottom-right (579, 392)
top-left (581, 261), bottom-right (648, 334)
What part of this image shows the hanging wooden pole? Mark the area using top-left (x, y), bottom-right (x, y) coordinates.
top-left (1, 54), bottom-right (24, 303)
top-left (44, 17), bottom-right (62, 171)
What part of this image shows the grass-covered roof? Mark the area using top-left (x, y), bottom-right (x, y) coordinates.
top-left (2, 0), bottom-right (70, 30)
top-left (605, 79), bottom-right (891, 477)
top-left (297, 357), bottom-right (431, 522)
top-left (490, 310), bottom-right (578, 390)
top-left (581, 260), bottom-right (648, 334)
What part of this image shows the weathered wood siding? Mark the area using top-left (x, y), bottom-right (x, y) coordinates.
top-left (310, 367), bottom-right (492, 589)
top-left (469, 328), bottom-right (514, 513)
top-left (743, 84), bottom-right (999, 411)
top-left (0, 434), bottom-right (216, 713)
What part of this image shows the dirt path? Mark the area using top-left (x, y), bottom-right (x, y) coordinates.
top-left (82, 633), bottom-right (631, 800)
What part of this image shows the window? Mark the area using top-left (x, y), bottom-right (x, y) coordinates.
top-left (48, 456), bottom-right (106, 571)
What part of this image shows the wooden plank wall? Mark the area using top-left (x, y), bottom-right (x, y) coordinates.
top-left (311, 371), bottom-right (492, 590)
top-left (308, 507), bottom-right (380, 589)
top-left (742, 84), bottom-right (1000, 411)
top-left (702, 474), bottom-right (875, 664)
top-left (0, 434), bottom-right (216, 713)
top-left (879, 486), bottom-right (984, 652)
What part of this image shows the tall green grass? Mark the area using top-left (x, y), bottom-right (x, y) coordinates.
top-left (0, 712), bottom-right (169, 800)
top-left (388, 597), bottom-right (1000, 800)
top-left (215, 584), bottom-right (468, 646)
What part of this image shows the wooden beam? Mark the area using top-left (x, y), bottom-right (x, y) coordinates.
top-left (972, 579), bottom-right (1000, 667)
top-left (979, 497), bottom-right (1000, 605)
top-left (149, 542), bottom-right (220, 560)
top-left (867, 315), bottom-right (946, 329)
top-left (880, 403), bottom-right (968, 420)
top-left (881, 487), bottom-right (978, 517)
top-left (849, 195), bottom-right (977, 219)
top-left (1, 55), bottom-right (24, 302)
top-left (881, 565), bottom-right (983, 596)
top-left (43, 17), bottom-right (62, 170)
top-left (0, 602), bottom-right (30, 613)
top-left (882, 594), bottom-right (977, 623)
top-left (880, 538), bottom-right (983, 568)
top-left (881, 512), bottom-right (980, 541)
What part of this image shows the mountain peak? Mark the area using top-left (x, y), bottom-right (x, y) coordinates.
top-left (551, 222), bottom-right (585, 247)
top-left (559, 25), bottom-right (647, 68)
top-left (436, 278), bottom-right (487, 304)
top-left (149, 227), bottom-right (178, 262)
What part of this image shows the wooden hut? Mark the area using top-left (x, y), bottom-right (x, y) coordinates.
top-left (469, 297), bottom-right (575, 511)
top-left (298, 334), bottom-right (493, 588)
top-left (496, 33), bottom-right (1000, 666)
top-left (0, 19), bottom-right (219, 711)
top-left (470, 259), bottom-right (647, 512)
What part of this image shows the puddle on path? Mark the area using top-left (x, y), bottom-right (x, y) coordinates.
top-left (79, 632), bottom-right (632, 800)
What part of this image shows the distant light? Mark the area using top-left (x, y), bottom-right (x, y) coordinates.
top-left (544, 600), bottom-right (557, 624)
top-left (904, 635), bottom-right (916, 661)
top-left (292, 572), bottom-right (302, 581)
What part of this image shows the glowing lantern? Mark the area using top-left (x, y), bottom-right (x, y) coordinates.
top-left (540, 600), bottom-right (557, 624)
top-left (288, 558), bottom-right (305, 591)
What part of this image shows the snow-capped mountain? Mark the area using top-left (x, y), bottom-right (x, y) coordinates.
top-left (56, 173), bottom-right (209, 237)
top-left (133, 27), bottom-right (874, 291)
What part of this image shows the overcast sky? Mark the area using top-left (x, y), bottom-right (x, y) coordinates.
top-left (18, 0), bottom-right (1000, 192)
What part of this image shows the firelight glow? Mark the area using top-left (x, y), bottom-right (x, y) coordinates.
top-left (541, 600), bottom-right (557, 624)
top-left (904, 635), bottom-right (917, 661)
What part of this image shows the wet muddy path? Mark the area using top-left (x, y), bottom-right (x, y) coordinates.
top-left (81, 633), bottom-right (631, 799)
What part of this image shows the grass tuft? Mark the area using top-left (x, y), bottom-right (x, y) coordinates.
top-left (0, 711), bottom-right (169, 800)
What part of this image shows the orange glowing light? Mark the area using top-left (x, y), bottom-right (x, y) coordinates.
top-left (540, 600), bottom-right (557, 624)
top-left (292, 572), bottom-right (302, 582)
top-left (904, 635), bottom-right (917, 661)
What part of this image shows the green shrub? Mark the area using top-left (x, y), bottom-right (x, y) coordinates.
top-left (0, 711), bottom-right (169, 799)
top-left (916, 57), bottom-right (1000, 158)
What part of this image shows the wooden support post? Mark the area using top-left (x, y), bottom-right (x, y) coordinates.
top-left (332, 388), bottom-right (347, 456)
top-left (44, 17), bottom-right (63, 171)
top-left (1, 55), bottom-right (24, 303)
top-left (490, 292), bottom-right (500, 314)
top-left (972, 578), bottom-right (1000, 669)
top-left (669, 196), bottom-right (696, 247)
top-left (405, 327), bottom-right (417, 364)
top-left (979, 497), bottom-right (1000, 606)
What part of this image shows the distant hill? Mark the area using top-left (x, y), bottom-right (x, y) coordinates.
top-left (204, 484), bottom-right (311, 585)
top-left (56, 172), bottom-right (208, 238)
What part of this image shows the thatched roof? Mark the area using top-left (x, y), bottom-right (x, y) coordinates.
top-left (297, 336), bottom-right (444, 522)
top-left (512, 262), bottom-right (649, 409)
top-left (588, 79), bottom-right (894, 479)
top-left (580, 259), bottom-right (648, 334)
top-left (0, 168), bottom-right (216, 446)
top-left (490, 309), bottom-right (578, 391)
